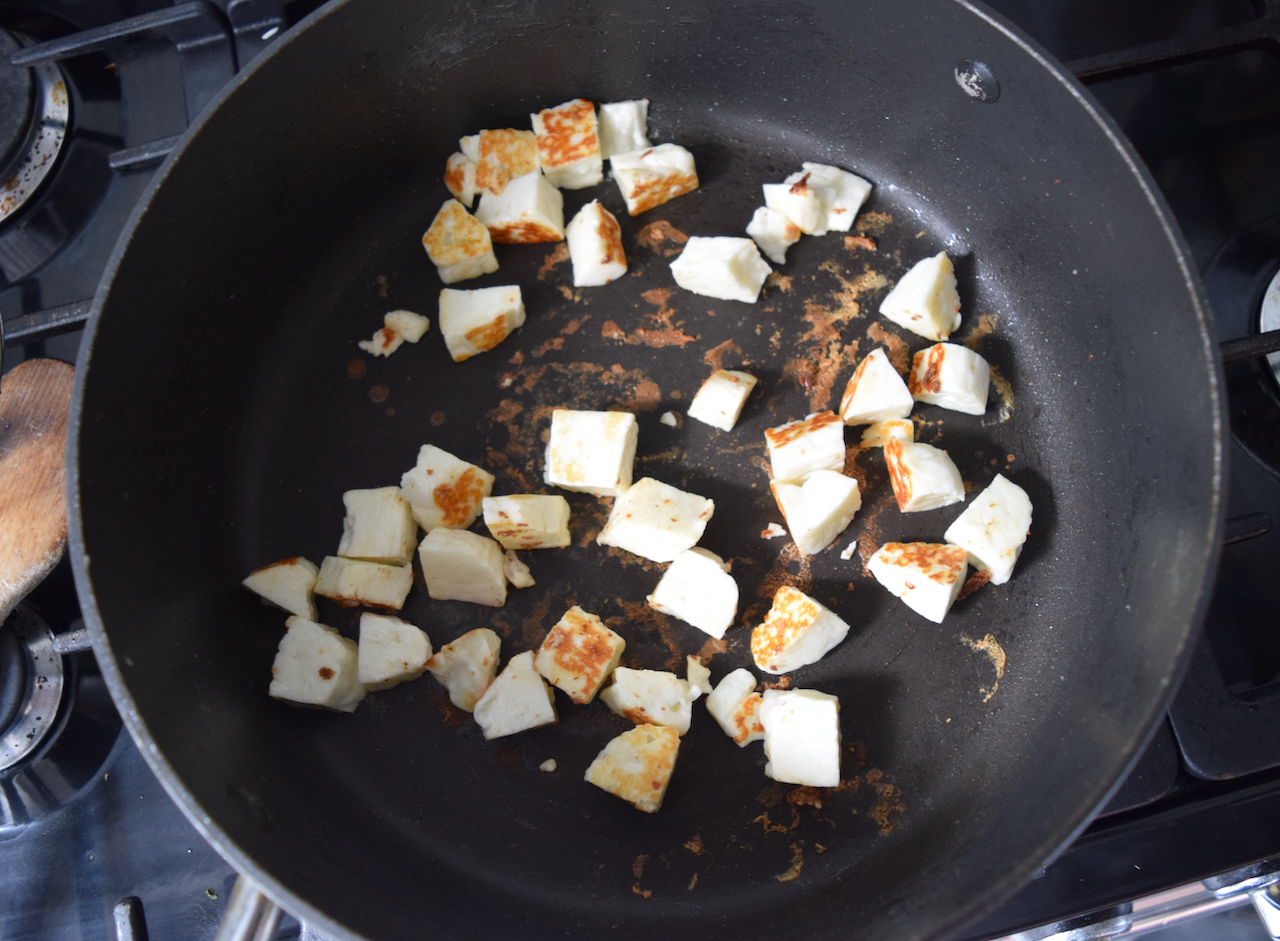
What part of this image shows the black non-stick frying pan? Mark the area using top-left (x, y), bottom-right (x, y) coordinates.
top-left (68, 1), bottom-right (1224, 939)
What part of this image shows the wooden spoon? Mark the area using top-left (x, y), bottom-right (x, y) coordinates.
top-left (0, 358), bottom-right (74, 625)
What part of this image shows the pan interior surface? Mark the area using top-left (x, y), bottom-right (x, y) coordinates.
top-left (70, 1), bottom-right (1221, 939)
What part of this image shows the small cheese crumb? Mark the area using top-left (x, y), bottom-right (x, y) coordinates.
top-left (860, 419), bottom-right (914, 449)
top-left (686, 656), bottom-right (712, 700)
top-left (438, 285), bottom-right (526, 362)
top-left (839, 541), bottom-right (857, 561)
top-left (421, 199), bottom-right (499, 284)
top-left (879, 251), bottom-right (961, 341)
top-left (443, 151), bottom-right (478, 207)
top-left (705, 668), bottom-right (765, 746)
top-left (544, 408), bottom-right (638, 497)
top-left (750, 586), bottom-right (851, 675)
top-left (357, 310), bottom-right (430, 358)
top-left (687, 369), bottom-right (758, 431)
top-left (597, 477), bottom-right (715, 563)
top-left (670, 236), bottom-right (771, 304)
top-left (539, 758), bottom-right (558, 772)
top-left (660, 411), bottom-right (679, 427)
top-left (761, 523), bottom-right (787, 539)
top-left (269, 616), bottom-right (366, 713)
top-left (503, 550), bottom-right (536, 589)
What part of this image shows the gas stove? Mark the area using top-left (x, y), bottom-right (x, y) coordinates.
top-left (3, 1), bottom-right (1280, 939)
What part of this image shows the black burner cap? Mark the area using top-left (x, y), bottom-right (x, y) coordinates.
top-left (0, 30), bottom-right (36, 184)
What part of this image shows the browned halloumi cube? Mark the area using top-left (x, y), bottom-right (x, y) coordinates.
top-left (421, 199), bottom-right (499, 284)
top-left (533, 605), bottom-right (625, 704)
top-left (475, 128), bottom-right (539, 196)
top-left (584, 723), bottom-right (680, 813)
top-left (531, 98), bottom-right (603, 189)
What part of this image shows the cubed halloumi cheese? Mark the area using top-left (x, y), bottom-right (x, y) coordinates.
top-left (750, 585), bottom-right (851, 675)
top-left (879, 251), bottom-right (961, 341)
top-left (503, 550), bottom-right (535, 589)
top-left (759, 689), bottom-right (840, 787)
top-left (313, 556), bottom-right (413, 610)
top-left (599, 667), bottom-right (697, 735)
top-left (763, 179), bottom-right (836, 236)
top-left (534, 605), bottom-right (626, 704)
top-left (242, 556), bottom-right (318, 620)
top-left (597, 476), bottom-right (715, 563)
top-left (598, 99), bottom-right (650, 159)
top-left (610, 143), bottom-right (699, 216)
top-left (764, 410), bottom-right (846, 484)
top-left (785, 163), bottom-right (873, 233)
top-left (908, 342), bottom-right (991, 415)
top-left (474, 128), bottom-right (539, 197)
top-left (839, 346), bottom-right (915, 425)
top-left (867, 542), bottom-right (969, 623)
top-left (860, 419), bottom-right (915, 449)
top-left (565, 200), bottom-right (627, 287)
top-left (438, 285), bottom-right (526, 362)
top-left (884, 438), bottom-right (965, 512)
top-left (417, 527), bottom-right (508, 607)
top-left (357, 612), bottom-right (431, 691)
top-left (532, 98), bottom-right (603, 189)
top-left (745, 205), bottom-right (802, 265)
top-left (399, 444), bottom-right (494, 532)
top-left (474, 170), bottom-right (565, 244)
top-left (687, 368), bottom-right (757, 431)
top-left (269, 616), bottom-right (366, 712)
top-left (473, 650), bottom-right (558, 740)
top-left (943, 474), bottom-right (1032, 585)
top-left (482, 493), bottom-right (571, 549)
top-left (769, 470), bottom-right (862, 556)
top-left (646, 547), bottom-right (738, 639)
top-left (686, 655), bottom-right (711, 699)
top-left (584, 723), bottom-right (679, 813)
top-left (337, 487), bottom-right (417, 566)
top-left (425, 627), bottom-right (501, 712)
top-left (543, 408), bottom-right (638, 497)
top-left (669, 236), bottom-right (771, 304)
top-left (705, 667), bottom-right (765, 746)
top-left (443, 151), bottom-right (479, 207)
top-left (422, 199), bottom-right (499, 284)
top-left (357, 309), bottom-right (432, 358)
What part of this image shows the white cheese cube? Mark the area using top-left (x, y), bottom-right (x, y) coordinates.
top-left (763, 180), bottom-right (836, 236)
top-left (610, 143), bottom-right (699, 215)
top-left (421, 199), bottom-right (499, 284)
top-left (459, 134), bottom-right (479, 163)
top-left (686, 656), bottom-right (711, 700)
top-left (759, 689), bottom-right (840, 787)
top-left (357, 309), bottom-right (431, 358)
top-left (337, 487), bottom-right (417, 566)
top-left (482, 494), bottom-right (571, 549)
top-left (860, 419), bottom-right (914, 449)
top-left (438, 285), bottom-right (526, 362)
top-left (357, 612), bottom-right (431, 691)
top-left (686, 368), bottom-right (757, 431)
top-left (474, 171), bottom-right (564, 244)
top-left (543, 408), bottom-right (638, 497)
top-left (443, 151), bottom-right (478, 207)
top-left (473, 650), bottom-right (558, 740)
top-left (839, 346), bottom-right (915, 425)
top-left (269, 616), bottom-right (366, 713)
top-left (399, 444), bottom-right (494, 532)
top-left (884, 438), bottom-right (965, 512)
top-left (474, 127), bottom-right (539, 197)
top-left (769, 470), bottom-right (862, 557)
top-left (943, 474), bottom-right (1033, 585)
top-left (646, 547), bottom-right (738, 639)
top-left (532, 98), bottom-right (603, 189)
top-left (908, 342), bottom-right (991, 415)
top-left (425, 627), bottom-right (501, 712)
top-left (785, 163), bottom-right (873, 233)
top-left (745, 205), bottom-right (802, 265)
top-left (599, 667), bottom-right (697, 736)
top-left (584, 723), bottom-right (679, 813)
top-left (764, 410), bottom-right (846, 484)
top-left (534, 605), bottom-right (626, 704)
top-left (867, 542), bottom-right (969, 623)
top-left (704, 667), bottom-right (765, 746)
top-left (598, 99), bottom-right (650, 159)
top-left (502, 550), bottom-right (535, 589)
top-left (669, 236), bottom-right (771, 304)
top-left (750, 585), bottom-right (851, 675)
top-left (313, 556), bottom-right (412, 610)
top-left (597, 477), bottom-right (715, 563)
top-left (242, 556), bottom-right (318, 620)
top-left (417, 527), bottom-right (507, 607)
top-left (879, 251), bottom-right (961, 341)
top-left (565, 200), bottom-right (627, 286)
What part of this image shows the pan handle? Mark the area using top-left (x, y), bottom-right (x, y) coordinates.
top-left (213, 875), bottom-right (283, 941)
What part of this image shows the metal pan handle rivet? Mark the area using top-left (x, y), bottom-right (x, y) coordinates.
top-left (956, 59), bottom-right (1000, 102)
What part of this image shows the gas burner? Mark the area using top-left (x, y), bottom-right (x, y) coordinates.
top-left (1261, 265), bottom-right (1280, 383)
top-left (0, 31), bottom-right (67, 228)
top-left (0, 606), bottom-right (63, 772)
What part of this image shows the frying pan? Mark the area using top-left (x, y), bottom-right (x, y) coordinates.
top-left (67, 1), bottom-right (1225, 939)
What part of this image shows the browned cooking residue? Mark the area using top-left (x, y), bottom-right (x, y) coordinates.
top-left (858, 526), bottom-right (883, 570)
top-left (560, 318), bottom-right (583, 336)
top-left (688, 874), bottom-right (699, 891)
top-left (616, 378), bottom-right (662, 412)
top-left (767, 272), bottom-right (794, 293)
top-left (430, 411), bottom-right (446, 426)
top-left (508, 350), bottom-right (525, 365)
top-left (788, 786), bottom-right (824, 809)
top-left (865, 768), bottom-right (906, 834)
top-left (632, 854), bottom-right (648, 879)
top-left (599, 291), bottom-right (699, 348)
top-left (696, 635), bottom-right (728, 662)
top-left (635, 219), bottom-right (689, 255)
top-left (684, 834), bottom-right (704, 855)
top-left (753, 811), bottom-right (798, 835)
top-left (533, 337), bottom-right (565, 357)
top-left (763, 675), bottom-right (792, 690)
top-left (776, 842), bottom-right (805, 882)
top-left (632, 885), bottom-right (653, 899)
top-left (759, 543), bottom-right (812, 600)
top-left (703, 338), bottom-right (744, 372)
top-left (988, 365), bottom-right (1015, 424)
top-left (368, 384), bottom-right (389, 403)
top-left (613, 600), bottom-right (684, 671)
top-left (347, 359), bottom-right (367, 379)
top-left (866, 322), bottom-right (910, 375)
top-left (964, 312), bottom-right (1000, 347)
top-left (957, 568), bottom-right (992, 602)
top-left (374, 274), bottom-right (389, 297)
top-left (962, 633), bottom-right (1007, 702)
top-left (844, 235), bottom-right (877, 252)
top-left (557, 284), bottom-right (578, 302)
top-left (538, 242), bottom-right (571, 278)
top-left (855, 210), bottom-right (893, 236)
top-left (522, 591), bottom-right (555, 650)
